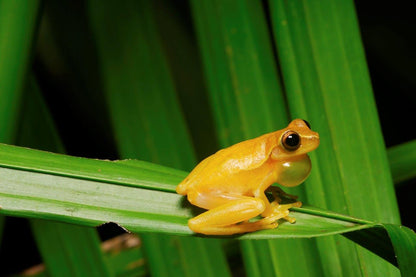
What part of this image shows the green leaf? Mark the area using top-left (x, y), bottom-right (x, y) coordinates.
top-left (270, 0), bottom-right (403, 275)
top-left (0, 143), bottom-right (369, 236)
top-left (190, 0), bottom-right (288, 143)
top-left (388, 140), bottom-right (416, 185)
top-left (0, 0), bottom-right (40, 142)
top-left (152, 0), bottom-right (219, 160)
top-left (344, 224), bottom-right (416, 277)
top-left (0, 0), bottom-right (41, 249)
top-left (0, 144), bottom-right (360, 236)
top-left (30, 220), bottom-right (111, 277)
top-left (384, 224), bottom-right (416, 277)
top-left (87, 0), bottom-right (195, 170)
top-left (16, 77), bottom-right (65, 153)
top-left (2, 143), bottom-right (415, 269)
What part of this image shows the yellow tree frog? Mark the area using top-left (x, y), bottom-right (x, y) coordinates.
top-left (176, 119), bottom-right (319, 235)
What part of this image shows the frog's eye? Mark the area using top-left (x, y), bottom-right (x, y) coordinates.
top-left (282, 131), bottom-right (301, 151)
top-left (302, 119), bottom-right (311, 129)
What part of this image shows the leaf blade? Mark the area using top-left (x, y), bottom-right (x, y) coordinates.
top-left (387, 140), bottom-right (416, 185)
top-left (0, 144), bottom-right (399, 238)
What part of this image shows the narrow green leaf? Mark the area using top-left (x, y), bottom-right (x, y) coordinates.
top-left (152, 0), bottom-right (219, 160)
top-left (388, 140), bottom-right (416, 185)
top-left (36, 0), bottom-right (117, 156)
top-left (0, 143), bottom-right (379, 237)
top-left (270, 0), bottom-right (402, 275)
top-left (384, 224), bottom-right (416, 277)
top-left (0, 142), bottom-right (184, 193)
top-left (345, 224), bottom-right (416, 277)
top-left (190, 0), bottom-right (288, 143)
top-left (0, 0), bottom-right (40, 142)
top-left (343, 225), bottom-right (396, 266)
top-left (16, 77), bottom-right (65, 153)
top-left (30, 220), bottom-right (110, 277)
top-left (0, 0), bottom-right (41, 250)
top-left (0, 161), bottom-right (371, 239)
top-left (87, 0), bottom-right (195, 170)
top-left (2, 142), bottom-right (415, 270)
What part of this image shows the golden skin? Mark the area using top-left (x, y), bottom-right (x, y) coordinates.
top-left (176, 119), bottom-right (320, 235)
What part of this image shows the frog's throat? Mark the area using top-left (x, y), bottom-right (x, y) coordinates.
top-left (276, 155), bottom-right (312, 187)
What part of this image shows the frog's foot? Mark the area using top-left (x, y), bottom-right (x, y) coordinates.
top-left (255, 209), bottom-right (289, 225)
top-left (268, 201), bottom-right (302, 224)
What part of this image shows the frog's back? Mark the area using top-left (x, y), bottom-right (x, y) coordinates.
top-left (176, 132), bottom-right (277, 195)
top-left (176, 153), bottom-right (218, 194)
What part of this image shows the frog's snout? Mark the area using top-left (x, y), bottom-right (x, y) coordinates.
top-left (302, 131), bottom-right (320, 152)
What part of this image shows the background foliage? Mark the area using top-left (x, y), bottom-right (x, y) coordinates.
top-left (0, 0), bottom-right (415, 276)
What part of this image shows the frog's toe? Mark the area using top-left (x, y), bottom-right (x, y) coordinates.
top-left (263, 222), bottom-right (278, 230)
top-left (267, 201), bottom-right (301, 224)
top-left (249, 221), bottom-right (278, 231)
top-left (292, 201), bottom-right (302, 208)
top-left (255, 210), bottom-right (290, 226)
top-left (283, 216), bottom-right (296, 223)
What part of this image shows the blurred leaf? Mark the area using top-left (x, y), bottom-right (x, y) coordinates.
top-left (190, 0), bottom-right (288, 143)
top-left (388, 140), bottom-right (416, 185)
top-left (101, 234), bottom-right (147, 277)
top-left (0, 0), bottom-right (40, 142)
top-left (86, 1), bottom-right (230, 276)
top-left (0, 0), bottom-right (41, 253)
top-left (16, 77), bottom-right (65, 152)
top-left (87, 0), bottom-right (195, 169)
top-left (35, 0), bottom-right (117, 158)
top-left (30, 220), bottom-right (111, 277)
top-left (13, 234), bottom-right (148, 277)
top-left (152, 0), bottom-right (219, 160)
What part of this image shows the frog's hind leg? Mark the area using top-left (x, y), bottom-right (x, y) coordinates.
top-left (188, 197), bottom-right (277, 235)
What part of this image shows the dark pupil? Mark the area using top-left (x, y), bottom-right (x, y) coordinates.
top-left (302, 119), bottom-right (311, 129)
top-left (286, 134), bottom-right (300, 147)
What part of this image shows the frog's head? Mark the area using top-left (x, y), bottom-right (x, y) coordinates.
top-left (269, 119), bottom-right (319, 187)
top-left (271, 119), bottom-right (320, 160)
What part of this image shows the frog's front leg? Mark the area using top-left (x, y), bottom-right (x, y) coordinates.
top-left (256, 189), bottom-right (301, 224)
top-left (187, 192), bottom-right (278, 235)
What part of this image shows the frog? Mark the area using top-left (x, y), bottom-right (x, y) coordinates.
top-left (176, 119), bottom-right (319, 235)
